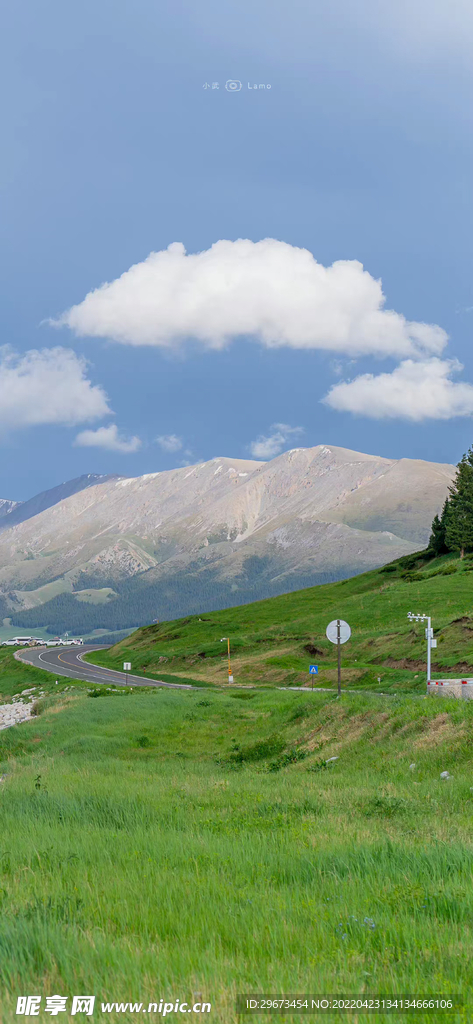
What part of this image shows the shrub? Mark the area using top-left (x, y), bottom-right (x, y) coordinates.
top-left (397, 549), bottom-right (433, 569)
top-left (289, 704), bottom-right (311, 721)
top-left (306, 758), bottom-right (329, 773)
top-left (31, 700), bottom-right (46, 716)
top-left (429, 564), bottom-right (458, 578)
top-left (266, 748), bottom-right (307, 772)
top-left (363, 796), bottom-right (407, 817)
top-left (228, 734), bottom-right (286, 764)
top-left (87, 688), bottom-right (133, 698)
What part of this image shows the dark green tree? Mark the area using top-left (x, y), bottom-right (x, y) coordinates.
top-left (445, 447), bottom-right (473, 557)
top-left (428, 498), bottom-right (451, 556)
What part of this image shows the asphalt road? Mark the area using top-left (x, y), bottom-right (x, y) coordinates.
top-left (17, 645), bottom-right (193, 690)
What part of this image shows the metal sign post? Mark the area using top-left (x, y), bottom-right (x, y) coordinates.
top-left (309, 665), bottom-right (318, 690)
top-left (326, 619), bottom-right (351, 696)
top-left (123, 661), bottom-right (131, 684)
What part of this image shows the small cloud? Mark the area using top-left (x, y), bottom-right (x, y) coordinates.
top-left (249, 423), bottom-right (304, 459)
top-left (323, 357), bottom-right (473, 421)
top-left (155, 434), bottom-right (183, 453)
top-left (74, 423), bottom-right (141, 453)
top-left (0, 346), bottom-right (110, 429)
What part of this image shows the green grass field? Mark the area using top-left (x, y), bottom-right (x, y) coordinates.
top-left (0, 645), bottom-right (471, 1022)
top-left (0, 648), bottom-right (82, 702)
top-left (87, 551), bottom-right (473, 693)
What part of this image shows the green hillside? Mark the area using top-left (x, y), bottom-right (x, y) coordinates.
top-left (87, 549), bottom-right (473, 692)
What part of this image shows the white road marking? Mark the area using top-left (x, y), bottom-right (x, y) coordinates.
top-left (27, 646), bottom-right (194, 689)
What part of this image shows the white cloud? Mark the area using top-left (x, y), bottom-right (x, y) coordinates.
top-left (0, 346), bottom-right (110, 429)
top-left (358, 0), bottom-right (473, 62)
top-left (54, 239), bottom-right (447, 360)
top-left (74, 424), bottom-right (141, 453)
top-left (323, 358), bottom-right (473, 421)
top-left (188, 1), bottom-right (473, 76)
top-left (155, 434), bottom-right (183, 453)
top-left (249, 423), bottom-right (304, 459)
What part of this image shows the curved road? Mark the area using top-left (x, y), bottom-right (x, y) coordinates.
top-left (18, 645), bottom-right (193, 690)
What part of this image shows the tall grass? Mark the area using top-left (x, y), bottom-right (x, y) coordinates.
top-left (0, 684), bottom-right (470, 1021)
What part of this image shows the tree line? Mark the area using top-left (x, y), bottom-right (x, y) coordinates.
top-left (429, 444), bottom-right (473, 558)
top-left (8, 553), bottom-right (340, 637)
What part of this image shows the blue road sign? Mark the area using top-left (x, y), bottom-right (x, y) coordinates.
top-left (309, 665), bottom-right (318, 674)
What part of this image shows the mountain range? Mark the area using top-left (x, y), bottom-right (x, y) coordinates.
top-left (0, 474), bottom-right (116, 531)
top-left (0, 445), bottom-right (454, 635)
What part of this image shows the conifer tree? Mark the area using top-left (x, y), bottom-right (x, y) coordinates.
top-left (445, 447), bottom-right (473, 558)
top-left (428, 498), bottom-right (450, 556)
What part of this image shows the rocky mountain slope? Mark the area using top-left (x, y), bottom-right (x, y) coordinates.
top-left (1, 445), bottom-right (454, 634)
top-left (0, 499), bottom-right (21, 520)
top-left (0, 474), bottom-right (117, 531)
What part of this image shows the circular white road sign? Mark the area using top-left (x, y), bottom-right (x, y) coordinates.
top-left (326, 619), bottom-right (351, 645)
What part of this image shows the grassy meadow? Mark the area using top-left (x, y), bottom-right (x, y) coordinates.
top-left (87, 550), bottom-right (473, 693)
top-left (0, 649), bottom-right (471, 1021)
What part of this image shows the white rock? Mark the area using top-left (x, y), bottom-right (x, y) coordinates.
top-left (0, 699), bottom-right (33, 731)
top-left (440, 771), bottom-right (451, 779)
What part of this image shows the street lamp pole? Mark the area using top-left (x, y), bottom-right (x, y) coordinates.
top-left (220, 638), bottom-right (233, 683)
top-left (337, 619), bottom-right (341, 697)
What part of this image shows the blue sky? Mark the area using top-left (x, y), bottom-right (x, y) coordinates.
top-left (1, 0), bottom-right (472, 498)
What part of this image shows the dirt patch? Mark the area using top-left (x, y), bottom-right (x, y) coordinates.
top-left (442, 618), bottom-right (473, 638)
top-left (320, 668), bottom-right (366, 684)
top-left (304, 713), bottom-right (372, 753)
top-left (382, 658), bottom-right (426, 670)
top-left (395, 721), bottom-right (424, 737)
top-left (303, 644), bottom-right (325, 657)
top-left (382, 657), bottom-right (473, 673)
top-left (414, 713), bottom-right (466, 749)
top-left (305, 733), bottom-right (331, 752)
top-left (373, 712), bottom-right (395, 740)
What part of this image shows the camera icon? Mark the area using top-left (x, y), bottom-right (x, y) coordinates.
top-left (225, 79), bottom-right (242, 92)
